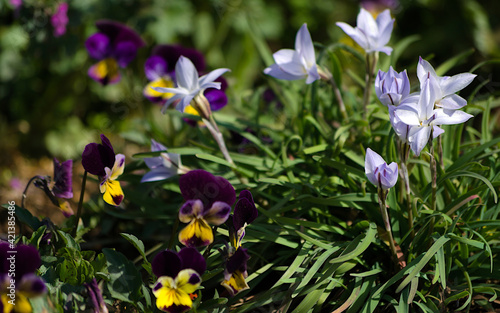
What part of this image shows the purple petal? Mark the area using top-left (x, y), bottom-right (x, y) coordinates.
top-left (114, 41), bottom-right (139, 68)
top-left (365, 148), bottom-right (386, 187)
top-left (145, 56), bottom-right (168, 81)
top-left (141, 168), bottom-right (176, 183)
top-left (179, 170), bottom-right (236, 208)
top-left (85, 33), bottom-right (110, 60)
top-left (152, 250), bottom-right (181, 278)
top-left (95, 20), bottom-right (145, 51)
top-left (81, 134), bottom-right (115, 176)
top-left (203, 201), bottom-right (231, 226)
top-left (226, 248), bottom-right (250, 275)
top-left (204, 89), bottom-right (227, 111)
top-left (52, 158), bottom-right (73, 199)
top-left (178, 247), bottom-right (206, 275)
top-left (233, 191), bottom-right (258, 230)
top-left (51, 2), bottom-right (68, 37)
top-left (15, 244), bottom-right (42, 280)
top-left (17, 273), bottom-right (46, 295)
top-left (152, 44), bottom-right (206, 74)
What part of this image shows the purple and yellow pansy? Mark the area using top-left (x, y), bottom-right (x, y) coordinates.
top-left (33, 158), bottom-right (74, 217)
top-left (81, 134), bottom-right (125, 206)
top-left (229, 190), bottom-right (258, 248)
top-left (151, 248), bottom-right (206, 313)
top-left (0, 242), bottom-right (47, 313)
top-left (85, 20), bottom-right (145, 85)
top-left (221, 247), bottom-right (250, 296)
top-left (177, 169), bottom-right (235, 247)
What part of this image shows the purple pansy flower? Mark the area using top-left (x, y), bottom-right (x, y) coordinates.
top-left (81, 134), bottom-right (125, 206)
top-left (51, 2), bottom-right (68, 37)
top-left (85, 20), bottom-right (145, 85)
top-left (177, 169), bottom-right (235, 247)
top-left (151, 248), bottom-right (206, 313)
top-left (221, 248), bottom-right (250, 296)
top-left (141, 139), bottom-right (187, 183)
top-left (229, 190), bottom-right (258, 248)
top-left (0, 242), bottom-right (46, 311)
top-left (33, 158), bottom-right (74, 217)
top-left (365, 148), bottom-right (398, 190)
top-left (84, 278), bottom-right (108, 313)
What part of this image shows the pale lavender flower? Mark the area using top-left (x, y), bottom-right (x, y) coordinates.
top-left (152, 56), bottom-right (230, 114)
top-left (375, 67), bottom-right (410, 106)
top-left (141, 139), bottom-right (184, 183)
top-left (395, 74), bottom-right (473, 156)
top-left (336, 8), bottom-right (394, 55)
top-left (365, 148), bottom-right (398, 190)
top-left (416, 57), bottom-right (476, 110)
top-left (263, 23), bottom-right (320, 84)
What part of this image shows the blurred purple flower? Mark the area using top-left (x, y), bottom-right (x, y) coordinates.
top-left (0, 242), bottom-right (46, 311)
top-left (365, 148), bottom-right (398, 190)
top-left (151, 248), bottom-right (206, 313)
top-left (84, 278), bottom-right (108, 313)
top-left (177, 169), bottom-right (235, 247)
top-left (51, 2), bottom-right (68, 37)
top-left (85, 20), bottom-right (145, 85)
top-left (9, 0), bottom-right (22, 11)
top-left (34, 158), bottom-right (74, 217)
top-left (336, 8), bottom-right (394, 55)
top-left (264, 23), bottom-right (320, 84)
top-left (361, 0), bottom-right (399, 14)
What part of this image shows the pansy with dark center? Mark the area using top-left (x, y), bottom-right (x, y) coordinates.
top-left (33, 158), bottom-right (74, 217)
top-left (151, 248), bottom-right (206, 313)
top-left (82, 134), bottom-right (125, 206)
top-left (229, 190), bottom-right (258, 248)
top-left (85, 20), bottom-right (145, 85)
top-left (177, 169), bottom-right (235, 247)
top-left (221, 248), bottom-right (250, 296)
top-left (0, 242), bottom-right (46, 311)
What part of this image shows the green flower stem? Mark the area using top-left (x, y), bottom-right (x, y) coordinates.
top-left (202, 116), bottom-right (235, 166)
top-left (362, 52), bottom-right (379, 120)
top-left (318, 66), bottom-right (348, 122)
top-left (428, 128), bottom-right (437, 238)
top-left (399, 141), bottom-right (414, 238)
top-left (378, 188), bottom-right (399, 264)
top-left (72, 170), bottom-right (87, 237)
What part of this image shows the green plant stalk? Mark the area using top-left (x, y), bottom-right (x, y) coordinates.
top-left (428, 128), bottom-right (437, 237)
top-left (72, 170), bottom-right (87, 237)
top-left (362, 52), bottom-right (379, 120)
top-left (21, 176), bottom-right (39, 209)
top-left (378, 188), bottom-right (398, 265)
top-left (318, 66), bottom-right (348, 122)
top-left (167, 218), bottom-right (179, 250)
top-left (399, 140), bottom-right (414, 238)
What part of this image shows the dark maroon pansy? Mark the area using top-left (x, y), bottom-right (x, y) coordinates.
top-left (233, 190), bottom-right (258, 230)
top-left (52, 158), bottom-right (73, 199)
top-left (179, 170), bottom-right (236, 210)
top-left (152, 247), bottom-right (206, 279)
top-left (84, 278), bottom-right (107, 312)
top-left (81, 134), bottom-right (116, 176)
top-left (225, 248), bottom-right (250, 277)
top-left (0, 242), bottom-right (46, 295)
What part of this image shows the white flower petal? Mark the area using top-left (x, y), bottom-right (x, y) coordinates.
top-left (417, 57), bottom-right (438, 85)
top-left (394, 106), bottom-right (420, 126)
top-left (357, 8), bottom-right (378, 38)
top-left (365, 148), bottom-right (385, 186)
top-left (437, 94), bottom-right (467, 110)
top-left (336, 22), bottom-right (369, 50)
top-left (176, 56), bottom-right (200, 91)
top-left (264, 64), bottom-right (306, 81)
top-left (440, 73), bottom-right (476, 96)
top-left (295, 23), bottom-right (316, 68)
top-left (433, 109), bottom-right (473, 125)
top-left (199, 68), bottom-right (230, 88)
top-left (409, 126), bottom-right (431, 156)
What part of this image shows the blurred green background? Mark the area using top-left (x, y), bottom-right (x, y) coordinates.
top-left (1, 0), bottom-right (499, 191)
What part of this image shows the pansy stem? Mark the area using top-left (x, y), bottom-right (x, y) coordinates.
top-left (167, 218), bottom-right (179, 250)
top-left (72, 171), bottom-right (87, 237)
top-left (21, 176), bottom-right (40, 209)
top-left (362, 52), bottom-right (379, 120)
